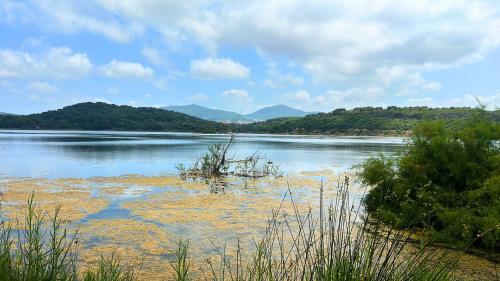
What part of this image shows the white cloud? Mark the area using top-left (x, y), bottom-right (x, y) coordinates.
top-left (422, 82), bottom-right (442, 91)
top-left (101, 59), bottom-right (154, 79)
top-left (188, 94), bottom-right (209, 101)
top-left (190, 58), bottom-right (250, 80)
top-left (0, 1), bottom-right (139, 42)
top-left (2, 0), bottom-right (500, 98)
top-left (450, 93), bottom-right (500, 109)
top-left (264, 64), bottom-right (304, 89)
top-left (141, 47), bottom-right (163, 65)
top-left (405, 97), bottom-right (433, 106)
top-left (221, 1), bottom-right (499, 86)
top-left (221, 89), bottom-right (251, 101)
top-left (0, 47), bottom-right (93, 79)
top-left (0, 69), bottom-right (18, 78)
top-left (281, 88), bottom-right (386, 111)
top-left (29, 81), bottom-right (57, 93)
top-left (283, 90), bottom-right (310, 102)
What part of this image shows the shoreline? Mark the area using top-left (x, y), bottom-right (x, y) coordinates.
top-left (0, 128), bottom-right (411, 138)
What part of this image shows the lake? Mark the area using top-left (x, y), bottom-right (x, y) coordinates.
top-left (0, 130), bottom-right (405, 178)
top-left (0, 130), bottom-right (496, 280)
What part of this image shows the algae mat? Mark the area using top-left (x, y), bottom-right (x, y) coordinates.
top-left (0, 172), bottom-right (497, 280)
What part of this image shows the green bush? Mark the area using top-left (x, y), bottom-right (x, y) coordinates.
top-left (359, 110), bottom-right (500, 250)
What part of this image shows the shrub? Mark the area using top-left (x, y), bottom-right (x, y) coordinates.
top-left (359, 109), bottom-right (500, 250)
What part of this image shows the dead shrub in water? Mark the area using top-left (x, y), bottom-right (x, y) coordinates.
top-left (177, 134), bottom-right (282, 179)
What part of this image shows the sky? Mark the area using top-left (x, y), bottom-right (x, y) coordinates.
top-left (0, 0), bottom-right (500, 115)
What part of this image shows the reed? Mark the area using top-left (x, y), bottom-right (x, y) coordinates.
top-left (0, 181), bottom-right (458, 280)
top-left (0, 193), bottom-right (135, 281)
top-left (175, 176), bottom-right (458, 281)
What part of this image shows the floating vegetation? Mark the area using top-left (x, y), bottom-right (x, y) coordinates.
top-left (0, 179), bottom-right (108, 224)
top-left (79, 219), bottom-right (169, 255)
top-left (0, 174), bottom-right (498, 280)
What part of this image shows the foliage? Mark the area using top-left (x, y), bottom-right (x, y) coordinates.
top-left (177, 134), bottom-right (281, 179)
top-left (169, 239), bottom-right (190, 281)
top-left (83, 254), bottom-right (136, 281)
top-left (239, 106), bottom-right (500, 135)
top-left (358, 110), bottom-right (500, 250)
top-left (0, 102), bottom-right (225, 133)
top-left (0, 193), bottom-right (136, 281)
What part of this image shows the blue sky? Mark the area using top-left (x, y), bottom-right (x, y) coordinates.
top-left (1, 1), bottom-right (499, 114)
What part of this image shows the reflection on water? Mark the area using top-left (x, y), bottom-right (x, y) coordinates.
top-left (0, 130), bottom-right (405, 178)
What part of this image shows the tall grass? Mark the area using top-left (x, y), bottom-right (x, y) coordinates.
top-left (169, 239), bottom-right (190, 281)
top-left (83, 254), bottom-right (136, 281)
top-left (0, 179), bottom-right (458, 281)
top-left (0, 193), bottom-right (135, 281)
top-left (182, 177), bottom-right (458, 281)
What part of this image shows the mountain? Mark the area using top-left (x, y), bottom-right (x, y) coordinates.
top-left (162, 104), bottom-right (252, 122)
top-left (245, 105), bottom-right (316, 121)
top-left (0, 102), bottom-right (225, 133)
top-left (238, 106), bottom-right (500, 135)
top-left (162, 104), bottom-right (315, 122)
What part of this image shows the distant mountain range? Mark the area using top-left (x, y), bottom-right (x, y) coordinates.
top-left (162, 104), bottom-right (253, 122)
top-left (161, 104), bottom-right (316, 122)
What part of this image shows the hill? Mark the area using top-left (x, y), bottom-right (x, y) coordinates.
top-left (162, 104), bottom-right (252, 123)
top-left (0, 102), bottom-right (225, 133)
top-left (238, 106), bottom-right (500, 135)
top-left (245, 105), bottom-right (315, 121)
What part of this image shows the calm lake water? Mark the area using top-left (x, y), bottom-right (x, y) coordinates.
top-left (0, 130), bottom-right (405, 178)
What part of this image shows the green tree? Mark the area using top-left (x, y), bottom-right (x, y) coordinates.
top-left (359, 110), bottom-right (500, 250)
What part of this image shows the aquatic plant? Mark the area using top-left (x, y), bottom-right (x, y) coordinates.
top-left (177, 134), bottom-right (282, 179)
top-left (0, 193), bottom-right (136, 281)
top-left (169, 239), bottom-right (190, 281)
top-left (0, 183), bottom-right (459, 280)
top-left (83, 254), bottom-right (136, 281)
top-left (171, 177), bottom-right (458, 281)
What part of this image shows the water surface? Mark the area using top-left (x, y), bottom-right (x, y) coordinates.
top-left (0, 130), bottom-right (405, 178)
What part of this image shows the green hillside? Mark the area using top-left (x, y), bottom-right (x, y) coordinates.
top-left (238, 106), bottom-right (500, 135)
top-left (0, 102), bottom-right (225, 133)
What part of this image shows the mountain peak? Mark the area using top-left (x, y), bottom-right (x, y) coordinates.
top-left (245, 105), bottom-right (315, 121)
top-left (162, 104), bottom-right (251, 122)
top-left (161, 104), bottom-right (316, 122)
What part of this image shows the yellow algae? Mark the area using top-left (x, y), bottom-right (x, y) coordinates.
top-left (1, 191), bottom-right (108, 224)
top-left (90, 175), bottom-right (208, 190)
top-left (0, 178), bottom-right (108, 223)
top-left (5, 172), bottom-right (496, 281)
top-left (456, 253), bottom-right (500, 281)
top-left (299, 169), bottom-right (336, 177)
top-left (79, 219), bottom-right (169, 255)
top-left (79, 244), bottom-right (172, 281)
